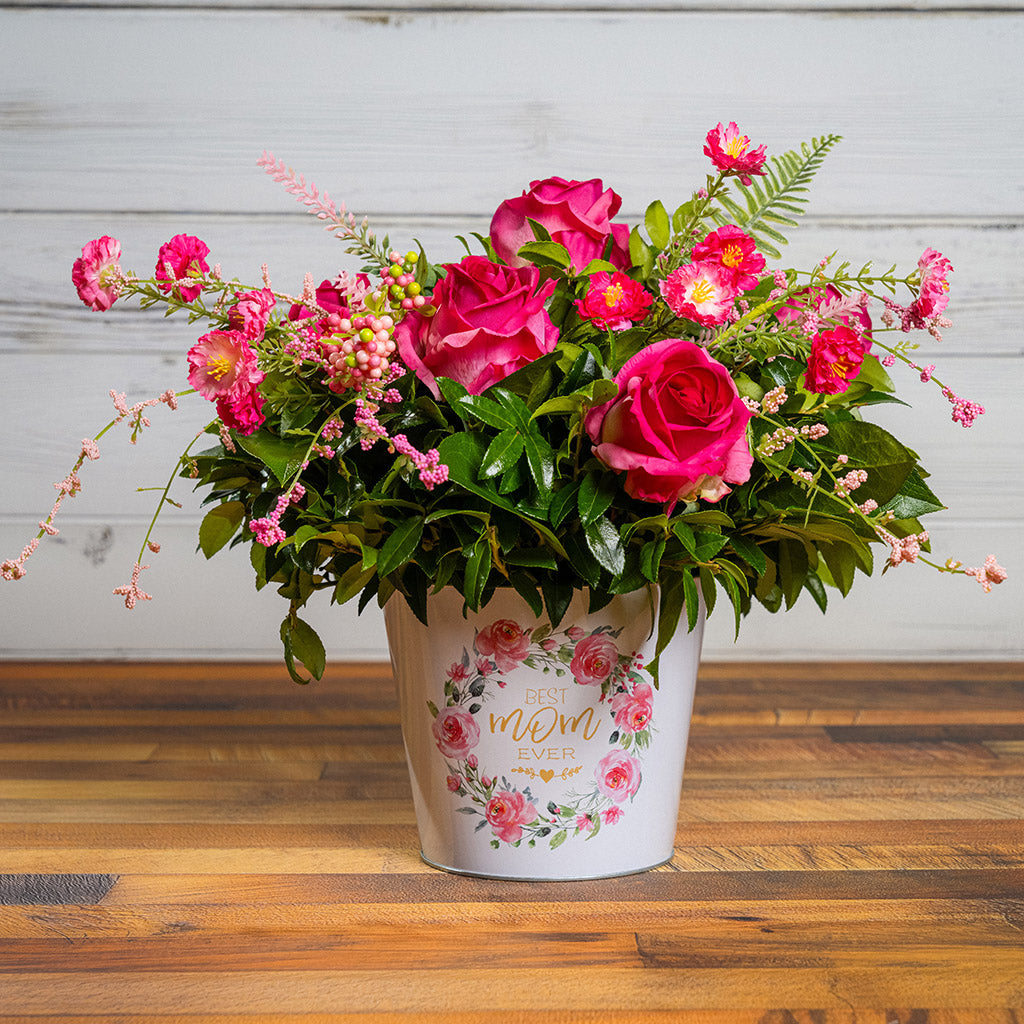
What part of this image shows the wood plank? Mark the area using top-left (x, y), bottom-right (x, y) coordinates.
top-left (0, 966), bottom-right (1021, 1013)
top-left (0, 661), bottom-right (1020, 1016)
top-left (3, 11), bottom-right (1023, 217)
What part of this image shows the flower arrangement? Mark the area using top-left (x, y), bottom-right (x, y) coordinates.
top-left (3, 123), bottom-right (1005, 683)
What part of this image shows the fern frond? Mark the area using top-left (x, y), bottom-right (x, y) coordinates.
top-left (709, 134), bottom-right (842, 258)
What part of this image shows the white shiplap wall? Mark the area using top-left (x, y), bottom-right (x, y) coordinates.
top-left (1, 3), bottom-right (1022, 661)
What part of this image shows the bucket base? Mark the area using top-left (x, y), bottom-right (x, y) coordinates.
top-left (418, 849), bottom-right (674, 882)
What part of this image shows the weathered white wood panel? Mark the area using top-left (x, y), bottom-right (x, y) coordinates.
top-left (3, 351), bottom-right (1017, 516)
top-left (3, 10), bottom-right (1023, 216)
top-left (0, 519), bottom-right (1018, 661)
top-left (1, 5), bottom-right (1021, 659)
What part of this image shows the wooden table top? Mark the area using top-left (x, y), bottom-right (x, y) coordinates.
top-left (0, 659), bottom-right (1022, 1022)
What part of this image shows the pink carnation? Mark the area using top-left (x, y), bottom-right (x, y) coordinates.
top-left (155, 234), bottom-right (210, 303)
top-left (704, 122), bottom-right (768, 186)
top-left (805, 325), bottom-right (866, 395)
top-left (72, 236), bottom-right (122, 311)
top-left (913, 248), bottom-right (953, 319)
top-left (215, 389), bottom-right (265, 436)
top-left (575, 272), bottom-right (653, 331)
top-left (691, 225), bottom-right (765, 291)
top-left (187, 329), bottom-right (266, 435)
top-left (228, 288), bottom-right (276, 339)
top-left (660, 262), bottom-right (738, 326)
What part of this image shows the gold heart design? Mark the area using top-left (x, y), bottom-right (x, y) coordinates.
top-left (539, 769), bottom-right (555, 783)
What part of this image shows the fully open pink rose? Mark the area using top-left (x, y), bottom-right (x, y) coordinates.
top-left (431, 707), bottom-right (481, 760)
top-left (490, 177), bottom-right (630, 272)
top-left (595, 749), bottom-right (642, 803)
top-left (569, 633), bottom-right (619, 687)
top-left (485, 789), bottom-right (537, 842)
top-left (584, 338), bottom-right (754, 506)
top-left (475, 619), bottom-right (530, 674)
top-left (610, 680), bottom-right (654, 733)
top-left (393, 255), bottom-right (557, 397)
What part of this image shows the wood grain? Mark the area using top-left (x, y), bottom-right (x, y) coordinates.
top-left (0, 660), bottom-right (1022, 1019)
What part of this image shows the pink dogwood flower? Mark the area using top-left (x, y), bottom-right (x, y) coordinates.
top-left (575, 272), bottom-right (653, 331)
top-left (691, 225), bottom-right (765, 291)
top-left (704, 122), bottom-right (768, 186)
top-left (660, 262), bottom-right (738, 326)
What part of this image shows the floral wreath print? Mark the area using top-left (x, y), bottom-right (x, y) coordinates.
top-left (425, 617), bottom-right (655, 850)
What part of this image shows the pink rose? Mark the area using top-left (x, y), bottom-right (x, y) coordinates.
top-left (155, 234), bottom-right (210, 303)
top-left (610, 681), bottom-right (654, 734)
top-left (72, 236), bottom-right (122, 311)
top-left (805, 325), bottom-right (865, 395)
top-left (475, 619), bottom-right (531, 674)
top-left (485, 789), bottom-right (538, 842)
top-left (595, 749), bottom-right (642, 804)
top-left (431, 707), bottom-right (480, 760)
top-left (393, 255), bottom-right (557, 397)
top-left (569, 633), bottom-right (619, 687)
top-left (584, 338), bottom-right (754, 506)
top-left (490, 177), bottom-right (630, 272)
top-left (446, 774), bottom-right (463, 792)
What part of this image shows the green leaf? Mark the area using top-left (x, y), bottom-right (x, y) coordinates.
top-left (577, 471), bottom-right (616, 527)
top-left (455, 395), bottom-right (519, 431)
top-left (377, 517), bottom-right (424, 579)
top-left (521, 430), bottom-right (556, 491)
top-left (682, 570), bottom-right (701, 634)
top-left (463, 533), bottom-right (491, 611)
top-left (728, 534), bottom-right (767, 576)
top-left (584, 517), bottom-right (626, 575)
top-left (640, 537), bottom-right (667, 583)
top-left (644, 199), bottom-right (671, 250)
top-left (628, 225), bottom-right (655, 278)
top-left (199, 501), bottom-right (245, 558)
top-left (436, 376), bottom-right (470, 409)
top-left (479, 429), bottom-right (525, 480)
top-left (517, 240), bottom-right (572, 269)
top-left (280, 615), bottom-right (326, 684)
top-left (234, 430), bottom-right (310, 486)
top-left (880, 467), bottom-right (946, 520)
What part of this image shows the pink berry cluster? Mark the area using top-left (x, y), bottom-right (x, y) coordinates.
top-left (322, 250), bottom-right (426, 393)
